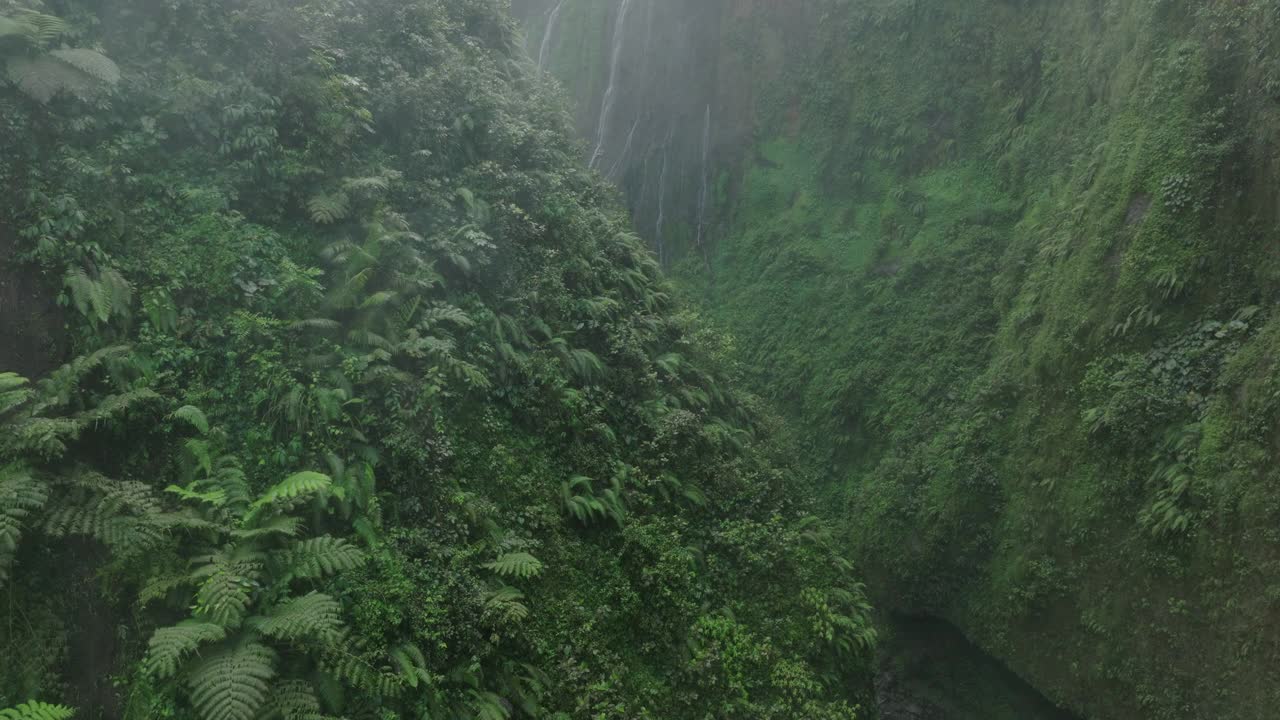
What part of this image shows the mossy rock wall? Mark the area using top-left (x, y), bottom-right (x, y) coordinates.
top-left (527, 1), bottom-right (1280, 718)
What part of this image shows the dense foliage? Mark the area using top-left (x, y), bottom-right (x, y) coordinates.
top-left (0, 0), bottom-right (876, 718)
top-left (654, 1), bottom-right (1280, 718)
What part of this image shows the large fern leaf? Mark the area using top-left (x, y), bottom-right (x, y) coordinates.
top-left (261, 680), bottom-right (321, 720)
top-left (250, 591), bottom-right (342, 642)
top-left (6, 55), bottom-right (95, 103)
top-left (286, 536), bottom-right (365, 579)
top-left (193, 560), bottom-right (258, 625)
top-left (186, 641), bottom-right (277, 720)
top-left (0, 372), bottom-right (32, 417)
top-left (144, 621), bottom-right (228, 679)
top-left (251, 471), bottom-right (332, 512)
top-left (0, 702), bottom-right (75, 720)
top-left (48, 49), bottom-right (119, 85)
top-left (0, 466), bottom-right (48, 587)
top-left (171, 405), bottom-right (210, 435)
top-left (483, 552), bottom-right (544, 579)
top-left (15, 10), bottom-right (67, 44)
top-left (306, 192), bottom-right (350, 224)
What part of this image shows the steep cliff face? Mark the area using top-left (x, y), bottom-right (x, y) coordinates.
top-left (524, 1), bottom-right (1280, 718)
top-left (510, 0), bottom-right (734, 263)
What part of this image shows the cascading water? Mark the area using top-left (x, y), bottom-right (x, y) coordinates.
top-left (654, 131), bottom-right (671, 263)
top-left (589, 0), bottom-right (634, 170)
top-left (537, 0), bottom-right (566, 71)
top-left (608, 117), bottom-right (641, 180)
top-left (694, 104), bottom-right (711, 253)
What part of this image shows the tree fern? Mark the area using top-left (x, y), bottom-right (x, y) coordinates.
top-left (186, 641), bottom-right (277, 720)
top-left (0, 702), bottom-right (75, 720)
top-left (145, 621), bottom-right (228, 679)
top-left (483, 551), bottom-right (544, 579)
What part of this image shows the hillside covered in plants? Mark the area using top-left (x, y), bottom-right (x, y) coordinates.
top-left (522, 0), bottom-right (1280, 719)
top-left (0, 0), bottom-right (879, 718)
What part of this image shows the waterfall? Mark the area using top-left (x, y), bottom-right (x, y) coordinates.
top-left (589, 0), bottom-right (634, 170)
top-left (607, 116), bottom-right (640, 180)
top-left (654, 132), bottom-right (671, 263)
top-left (695, 104), bottom-right (712, 252)
top-left (537, 0), bottom-right (566, 71)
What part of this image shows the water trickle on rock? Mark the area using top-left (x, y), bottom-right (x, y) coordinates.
top-left (537, 0), bottom-right (565, 71)
top-left (695, 104), bottom-right (711, 254)
top-left (590, 0), bottom-right (634, 170)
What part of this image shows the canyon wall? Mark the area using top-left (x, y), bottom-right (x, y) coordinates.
top-left (521, 2), bottom-right (1280, 718)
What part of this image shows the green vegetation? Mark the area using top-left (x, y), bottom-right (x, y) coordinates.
top-left (0, 1), bottom-right (875, 718)
top-left (667, 1), bottom-right (1280, 718)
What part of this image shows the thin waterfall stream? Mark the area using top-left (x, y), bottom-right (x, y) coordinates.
top-left (589, 0), bottom-right (634, 169)
top-left (537, 0), bottom-right (565, 71)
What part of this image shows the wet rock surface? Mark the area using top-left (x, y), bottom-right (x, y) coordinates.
top-left (875, 615), bottom-right (1081, 720)
top-left (876, 670), bottom-right (947, 720)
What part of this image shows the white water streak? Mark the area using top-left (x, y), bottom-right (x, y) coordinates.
top-left (538, 0), bottom-right (566, 71)
top-left (654, 132), bottom-right (671, 263)
top-left (590, 0), bottom-right (633, 169)
top-left (695, 104), bottom-right (712, 251)
top-left (608, 116), bottom-right (640, 179)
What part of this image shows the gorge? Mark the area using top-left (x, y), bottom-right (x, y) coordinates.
top-left (513, 1), bottom-right (1280, 719)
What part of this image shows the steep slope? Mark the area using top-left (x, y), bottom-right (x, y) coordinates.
top-left (0, 0), bottom-right (876, 717)
top-left (523, 1), bottom-right (1280, 718)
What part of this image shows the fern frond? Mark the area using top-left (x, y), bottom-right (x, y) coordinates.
top-left (137, 572), bottom-right (192, 606)
top-left (145, 621), bottom-right (228, 679)
top-left (250, 592), bottom-right (342, 642)
top-left (251, 471), bottom-right (331, 512)
top-left (341, 175), bottom-right (391, 194)
top-left (262, 680), bottom-right (321, 720)
top-left (389, 643), bottom-right (429, 688)
top-left (287, 318), bottom-right (341, 333)
top-left (18, 10), bottom-right (67, 44)
top-left (357, 289), bottom-right (398, 310)
top-left (0, 372), bottom-right (32, 417)
top-left (165, 483), bottom-right (227, 507)
top-left (187, 641), bottom-right (277, 720)
top-left (48, 49), bottom-right (120, 85)
top-left (0, 701), bottom-right (75, 720)
top-left (307, 193), bottom-right (350, 224)
top-left (171, 405), bottom-right (210, 435)
top-left (193, 559), bottom-right (258, 625)
top-left (420, 304), bottom-right (473, 328)
top-left (287, 536), bottom-right (365, 579)
top-left (483, 586), bottom-right (529, 625)
top-left (77, 387), bottom-right (161, 426)
top-left (483, 552), bottom-right (543, 579)
top-left (320, 641), bottom-right (404, 697)
top-left (0, 467), bottom-right (46, 586)
top-left (232, 515), bottom-right (301, 540)
top-left (467, 690), bottom-right (511, 720)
